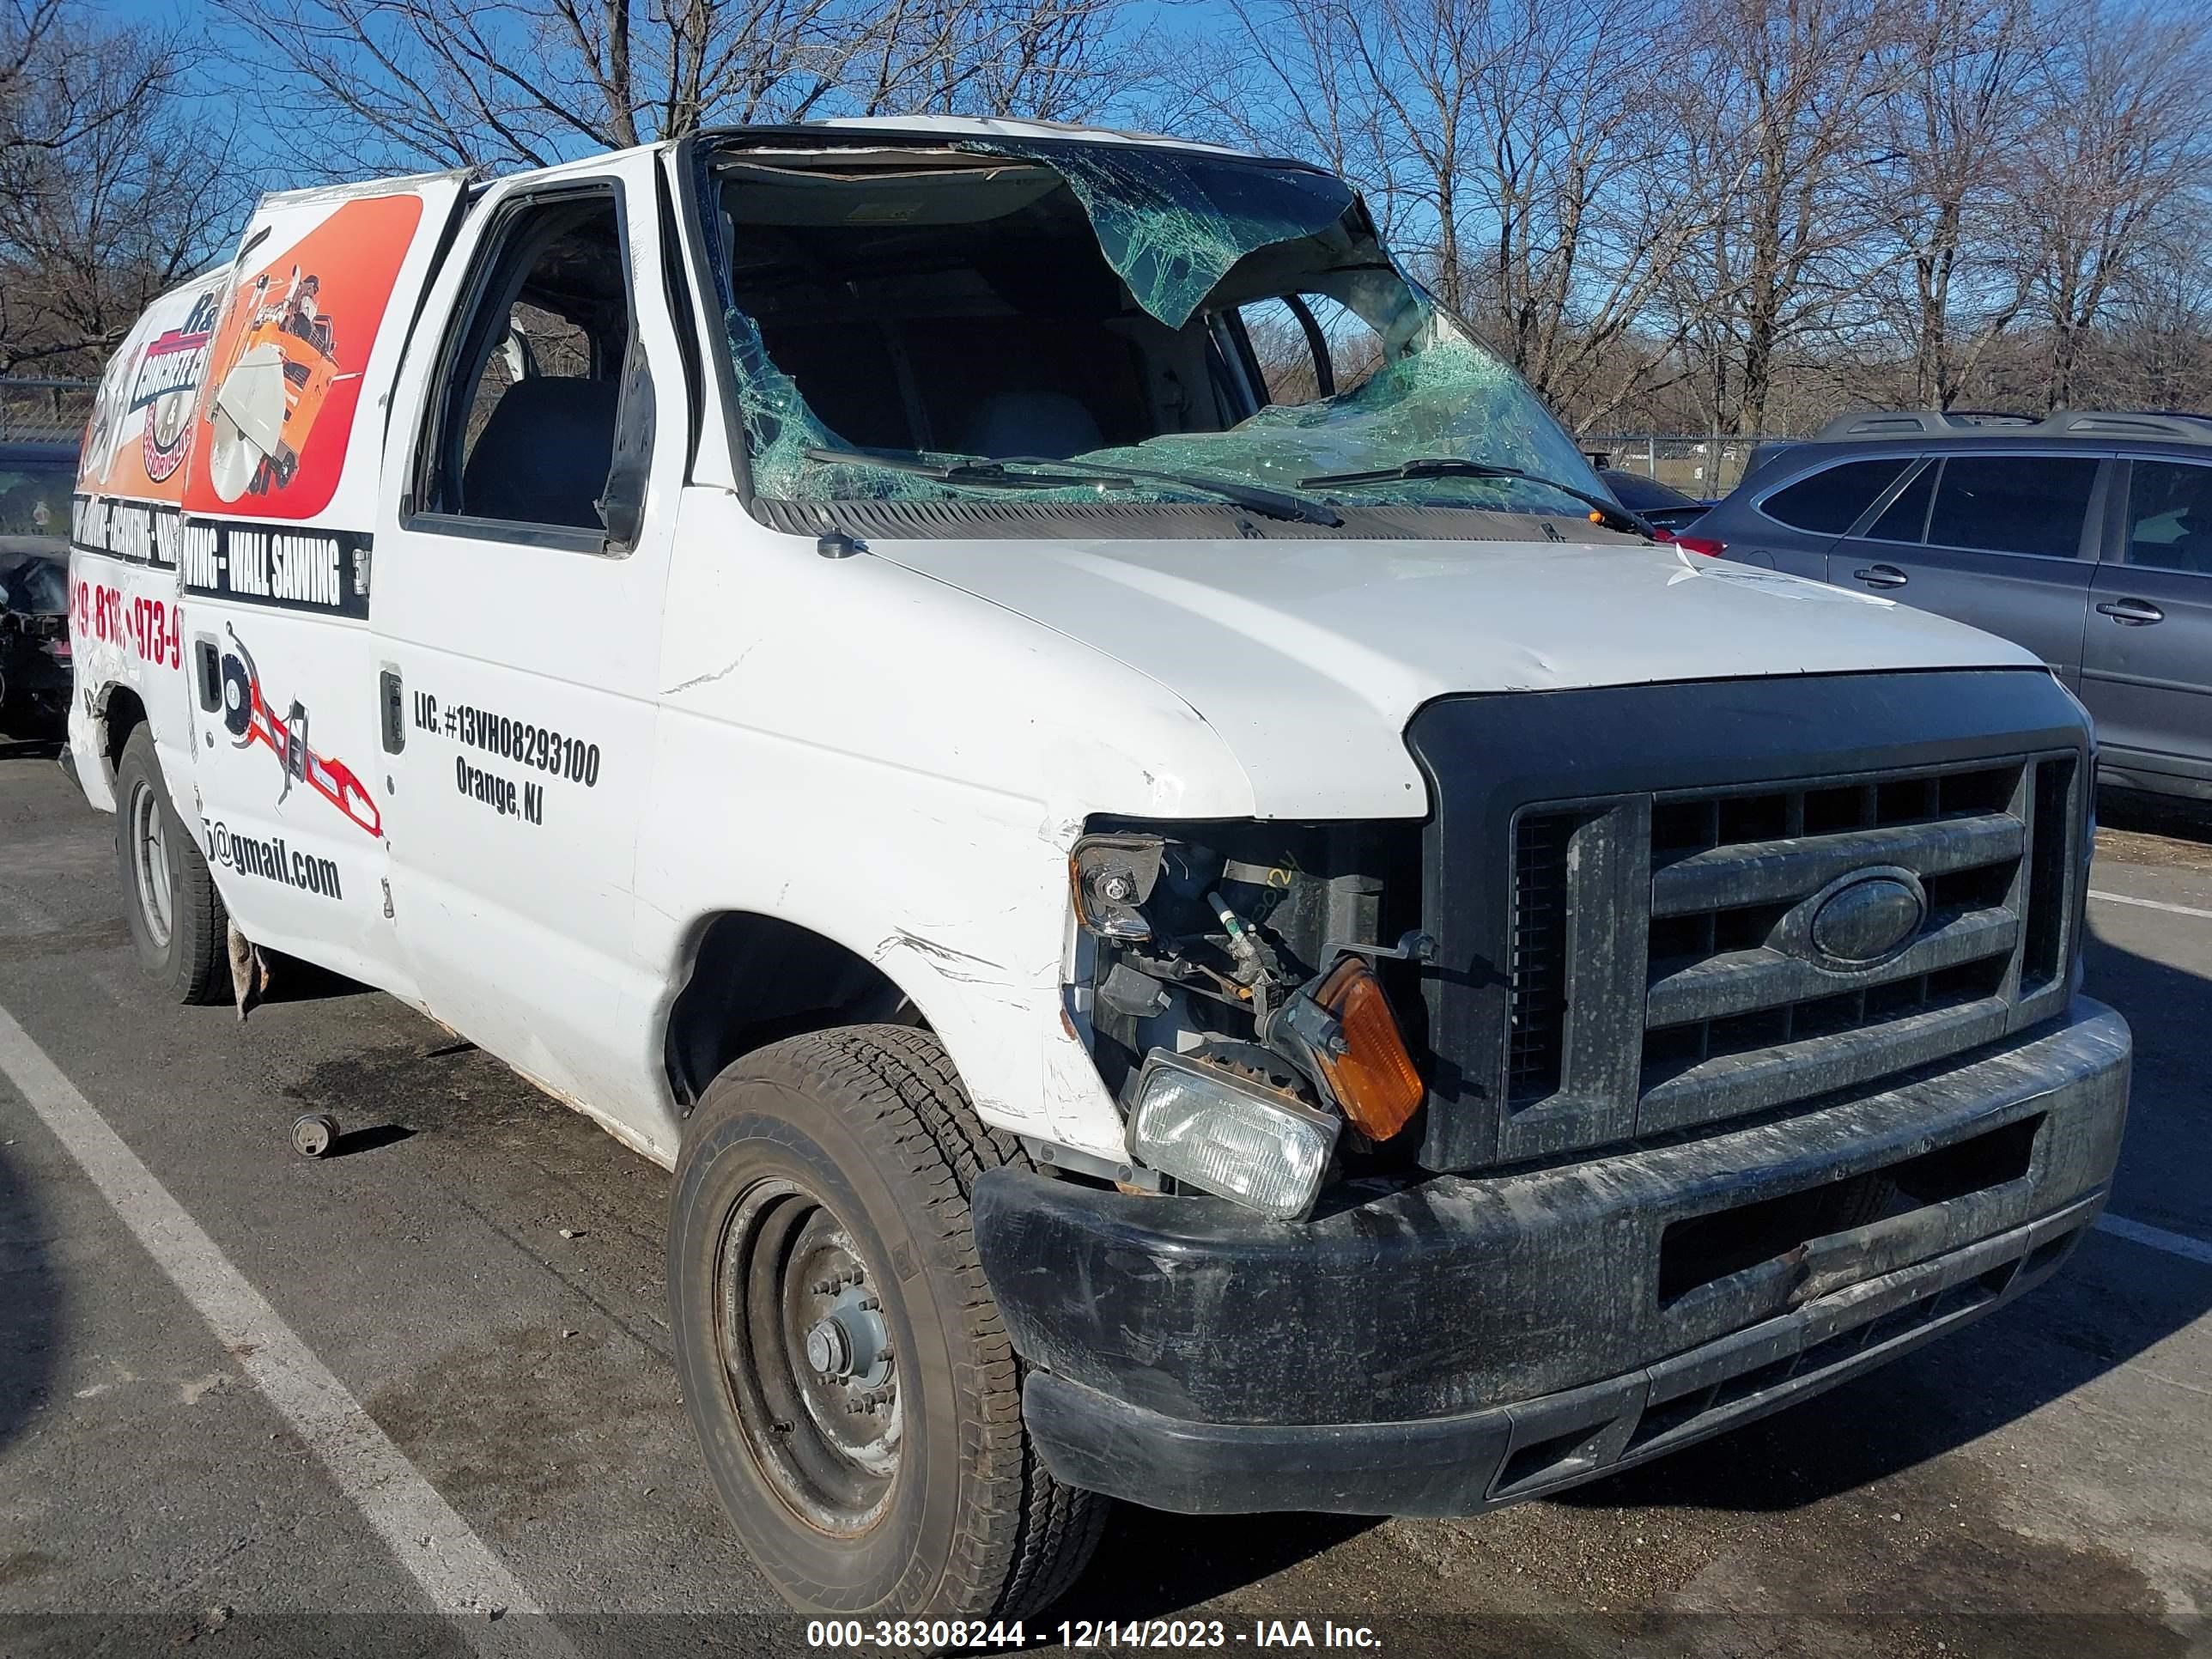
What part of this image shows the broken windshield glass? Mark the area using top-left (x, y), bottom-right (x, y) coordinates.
top-left (710, 138), bottom-right (1607, 525)
top-left (948, 139), bottom-right (1356, 331)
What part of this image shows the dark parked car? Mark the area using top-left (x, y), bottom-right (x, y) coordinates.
top-left (0, 441), bottom-right (75, 734)
top-left (1694, 409), bottom-right (2212, 800)
top-left (1596, 466), bottom-right (1713, 532)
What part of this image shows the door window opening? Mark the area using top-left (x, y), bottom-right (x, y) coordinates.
top-left (423, 192), bottom-right (643, 535)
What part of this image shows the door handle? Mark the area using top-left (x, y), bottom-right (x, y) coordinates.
top-left (2097, 598), bottom-right (2164, 625)
top-left (1854, 564), bottom-right (1909, 588)
top-left (379, 668), bottom-right (405, 753)
top-left (192, 638), bottom-right (222, 712)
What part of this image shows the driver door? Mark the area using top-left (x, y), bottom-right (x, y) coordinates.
top-left (370, 152), bottom-right (686, 1115)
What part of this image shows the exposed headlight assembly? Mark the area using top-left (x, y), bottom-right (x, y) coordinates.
top-left (1278, 957), bottom-right (1425, 1142)
top-left (1069, 833), bottom-right (1164, 942)
top-left (1126, 1049), bottom-right (1339, 1220)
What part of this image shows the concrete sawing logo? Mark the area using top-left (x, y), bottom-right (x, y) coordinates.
top-left (131, 290), bottom-right (220, 483)
top-left (207, 266), bottom-right (348, 501)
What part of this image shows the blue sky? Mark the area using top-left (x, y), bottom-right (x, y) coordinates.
top-left (104, 0), bottom-right (1213, 185)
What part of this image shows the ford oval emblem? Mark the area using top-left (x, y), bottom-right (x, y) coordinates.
top-left (1808, 874), bottom-right (1927, 965)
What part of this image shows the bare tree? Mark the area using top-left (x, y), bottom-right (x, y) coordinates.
top-left (1146, 0), bottom-right (1391, 229)
top-left (1666, 0), bottom-right (1909, 435)
top-left (2014, 3), bottom-right (2212, 410)
top-left (1161, 0), bottom-right (1728, 431)
top-left (1, 0), bottom-right (162, 162)
top-left (1451, 0), bottom-right (1718, 427)
top-left (1871, 0), bottom-right (2036, 408)
top-left (211, 0), bottom-right (1144, 176)
top-left (0, 2), bottom-right (247, 373)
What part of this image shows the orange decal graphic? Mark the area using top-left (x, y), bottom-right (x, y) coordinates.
top-left (185, 192), bottom-right (424, 520)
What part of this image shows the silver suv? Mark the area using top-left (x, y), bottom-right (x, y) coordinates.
top-left (1698, 410), bottom-right (2212, 801)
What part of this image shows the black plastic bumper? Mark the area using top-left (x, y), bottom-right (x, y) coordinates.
top-left (973, 998), bottom-right (2130, 1515)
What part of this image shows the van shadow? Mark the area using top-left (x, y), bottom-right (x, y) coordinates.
top-left (1048, 931), bottom-right (2208, 1605)
top-left (0, 1132), bottom-right (61, 1456)
top-left (253, 952), bottom-right (376, 1007)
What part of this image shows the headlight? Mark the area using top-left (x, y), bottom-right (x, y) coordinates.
top-left (1127, 1049), bottom-right (1339, 1220)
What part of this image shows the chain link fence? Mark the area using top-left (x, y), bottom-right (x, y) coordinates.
top-left (1581, 434), bottom-right (1775, 499)
top-left (0, 377), bottom-right (93, 446)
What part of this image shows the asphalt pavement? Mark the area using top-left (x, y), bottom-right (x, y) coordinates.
top-left (1, 739), bottom-right (2207, 1659)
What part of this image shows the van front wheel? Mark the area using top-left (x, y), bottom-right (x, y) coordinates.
top-left (669, 1025), bottom-right (1104, 1620)
top-left (113, 726), bottom-right (229, 1004)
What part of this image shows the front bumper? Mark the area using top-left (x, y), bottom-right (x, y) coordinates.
top-left (973, 998), bottom-right (2130, 1515)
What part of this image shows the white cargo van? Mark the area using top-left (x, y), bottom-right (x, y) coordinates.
top-left (67, 118), bottom-right (2130, 1624)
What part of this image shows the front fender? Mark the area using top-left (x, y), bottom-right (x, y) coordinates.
top-left (639, 496), bottom-right (1258, 1158)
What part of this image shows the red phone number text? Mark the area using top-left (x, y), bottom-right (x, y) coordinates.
top-left (72, 580), bottom-right (181, 670)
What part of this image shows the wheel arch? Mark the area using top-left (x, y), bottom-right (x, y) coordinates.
top-left (663, 910), bottom-right (927, 1113)
top-left (96, 681), bottom-right (148, 777)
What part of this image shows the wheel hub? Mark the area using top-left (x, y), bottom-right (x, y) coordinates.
top-left (715, 1178), bottom-right (902, 1537)
top-left (128, 780), bottom-right (173, 950)
top-left (805, 1288), bottom-right (891, 1389)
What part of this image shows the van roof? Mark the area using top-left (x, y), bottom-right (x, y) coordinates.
top-left (702, 117), bottom-right (1320, 177)
top-left (799, 115), bottom-right (1255, 158)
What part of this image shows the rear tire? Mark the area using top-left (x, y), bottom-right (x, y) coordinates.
top-left (669, 1024), bottom-right (1105, 1620)
top-left (114, 726), bottom-right (228, 1004)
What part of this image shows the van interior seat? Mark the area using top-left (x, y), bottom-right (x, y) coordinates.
top-left (464, 375), bottom-right (619, 528)
top-left (960, 391), bottom-right (1103, 459)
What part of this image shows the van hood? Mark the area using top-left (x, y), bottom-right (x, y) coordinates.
top-left (865, 532), bottom-right (2045, 819)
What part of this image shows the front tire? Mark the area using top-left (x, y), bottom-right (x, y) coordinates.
top-left (114, 726), bottom-right (229, 1004)
top-left (669, 1025), bottom-right (1105, 1620)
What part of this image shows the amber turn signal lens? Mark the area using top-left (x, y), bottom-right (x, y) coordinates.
top-left (1311, 958), bottom-right (1424, 1141)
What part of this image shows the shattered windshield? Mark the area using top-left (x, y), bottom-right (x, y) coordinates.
top-left (708, 137), bottom-right (1603, 524)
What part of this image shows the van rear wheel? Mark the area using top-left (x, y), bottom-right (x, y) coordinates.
top-left (114, 726), bottom-right (229, 1004)
top-left (669, 1025), bottom-right (1105, 1620)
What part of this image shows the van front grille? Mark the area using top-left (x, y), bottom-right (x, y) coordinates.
top-left (1507, 812), bottom-right (1575, 1104)
top-left (1617, 756), bottom-right (2077, 1134)
top-left (1487, 754), bottom-right (2083, 1159)
top-left (1407, 673), bottom-right (2093, 1172)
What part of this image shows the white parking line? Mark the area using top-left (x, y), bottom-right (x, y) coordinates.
top-left (2094, 1212), bottom-right (2212, 1268)
top-left (2088, 888), bottom-right (2212, 921)
top-left (0, 1002), bottom-right (578, 1656)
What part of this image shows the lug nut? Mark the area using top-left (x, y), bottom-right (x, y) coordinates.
top-left (805, 1318), bottom-right (853, 1378)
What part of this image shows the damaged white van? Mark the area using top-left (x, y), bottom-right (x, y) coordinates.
top-left (69, 118), bottom-right (2130, 1623)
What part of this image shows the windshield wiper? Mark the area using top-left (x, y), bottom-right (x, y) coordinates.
top-left (803, 446), bottom-right (1126, 492)
top-left (1297, 458), bottom-right (1657, 538)
top-left (805, 445), bottom-right (1343, 527)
